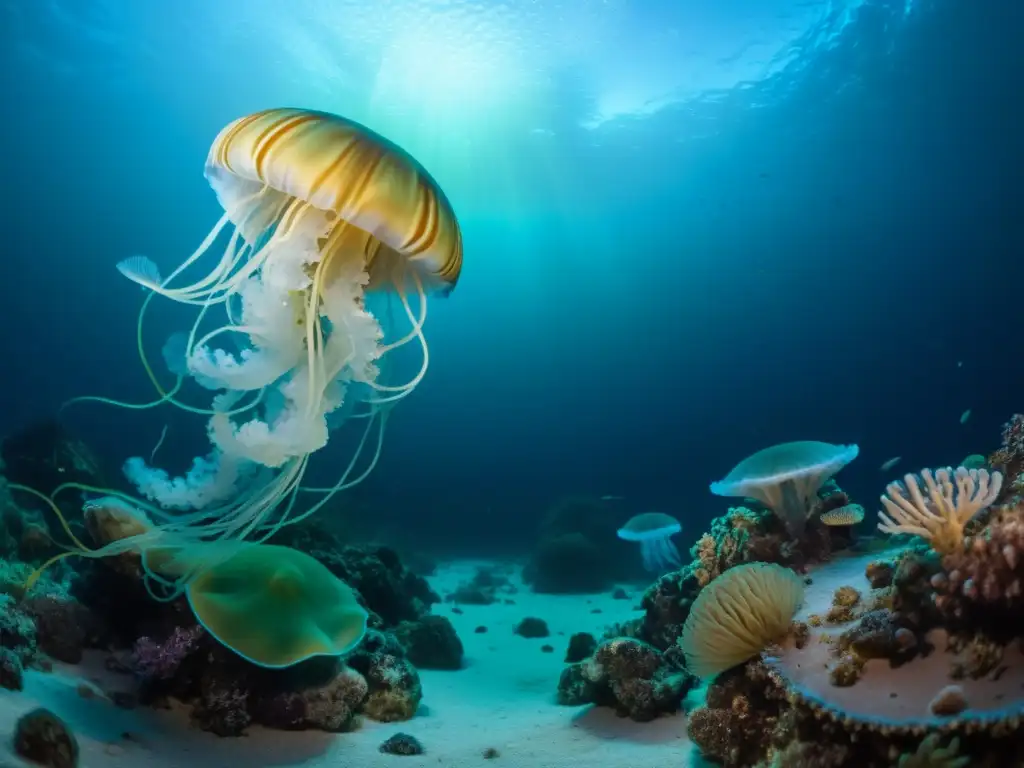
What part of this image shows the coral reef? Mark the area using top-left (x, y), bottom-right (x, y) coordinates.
top-left (557, 637), bottom-right (694, 721)
top-left (638, 493), bottom-right (846, 652)
top-left (0, 445), bottom-right (452, 739)
top-left (990, 414), bottom-right (1024, 504)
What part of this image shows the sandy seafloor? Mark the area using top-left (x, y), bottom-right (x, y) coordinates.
top-left (0, 561), bottom-right (700, 768)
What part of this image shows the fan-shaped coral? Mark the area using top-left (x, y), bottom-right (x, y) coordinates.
top-left (678, 562), bottom-right (805, 678)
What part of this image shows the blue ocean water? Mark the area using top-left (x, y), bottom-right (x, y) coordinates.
top-left (0, 0), bottom-right (1019, 559)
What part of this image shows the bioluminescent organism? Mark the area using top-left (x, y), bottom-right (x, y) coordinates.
top-left (36, 108), bottom-right (462, 599)
top-left (617, 512), bottom-right (683, 573)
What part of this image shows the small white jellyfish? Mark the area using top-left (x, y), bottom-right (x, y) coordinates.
top-left (617, 512), bottom-right (683, 573)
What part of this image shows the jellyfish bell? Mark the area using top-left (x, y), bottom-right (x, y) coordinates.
top-left (617, 512), bottom-right (683, 573)
top-left (45, 109), bottom-right (462, 597)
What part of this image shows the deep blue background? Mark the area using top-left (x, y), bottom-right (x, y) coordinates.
top-left (1, 0), bottom-right (1020, 556)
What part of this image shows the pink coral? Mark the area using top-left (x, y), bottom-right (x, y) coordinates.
top-left (936, 504), bottom-right (1024, 616)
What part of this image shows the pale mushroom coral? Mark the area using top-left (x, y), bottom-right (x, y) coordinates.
top-left (617, 512), bottom-right (683, 573)
top-left (710, 441), bottom-right (860, 537)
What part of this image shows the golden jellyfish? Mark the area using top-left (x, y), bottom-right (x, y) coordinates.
top-left (48, 109), bottom-right (462, 597)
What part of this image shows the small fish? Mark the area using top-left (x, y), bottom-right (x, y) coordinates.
top-left (600, 495), bottom-right (624, 501)
top-left (957, 361), bottom-right (963, 368)
top-left (960, 409), bottom-right (972, 425)
top-left (880, 456), bottom-right (902, 472)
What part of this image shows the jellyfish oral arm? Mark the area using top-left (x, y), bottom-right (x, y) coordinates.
top-left (639, 535), bottom-right (682, 573)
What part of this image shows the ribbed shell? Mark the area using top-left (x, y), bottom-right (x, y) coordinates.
top-left (205, 108), bottom-right (462, 292)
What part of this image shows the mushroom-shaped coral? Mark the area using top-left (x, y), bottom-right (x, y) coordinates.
top-left (182, 543), bottom-right (368, 668)
top-left (710, 441), bottom-right (859, 536)
top-left (877, 466), bottom-right (1002, 554)
top-left (678, 562), bottom-right (805, 678)
top-left (616, 512), bottom-right (682, 573)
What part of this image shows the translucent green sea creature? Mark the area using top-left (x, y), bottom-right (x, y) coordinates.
top-left (172, 542), bottom-right (368, 668)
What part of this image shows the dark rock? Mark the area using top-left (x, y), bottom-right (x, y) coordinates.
top-left (14, 708), bottom-right (78, 768)
top-left (565, 632), bottom-right (597, 663)
top-left (379, 732), bottom-right (424, 756)
top-left (514, 617), bottom-right (550, 638)
top-left (394, 616), bottom-right (464, 670)
top-left (0, 647), bottom-right (23, 690)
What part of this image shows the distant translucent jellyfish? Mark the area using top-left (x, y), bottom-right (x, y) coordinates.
top-left (617, 512), bottom-right (683, 573)
top-left (51, 108), bottom-right (462, 597)
top-left (710, 441), bottom-right (859, 537)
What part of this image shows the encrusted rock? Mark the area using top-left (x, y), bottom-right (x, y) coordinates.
top-left (928, 684), bottom-right (969, 716)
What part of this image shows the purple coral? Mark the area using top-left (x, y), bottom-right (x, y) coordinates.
top-left (132, 626), bottom-right (202, 680)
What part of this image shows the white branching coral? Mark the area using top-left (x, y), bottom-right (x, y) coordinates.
top-left (877, 466), bottom-right (1003, 554)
